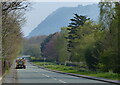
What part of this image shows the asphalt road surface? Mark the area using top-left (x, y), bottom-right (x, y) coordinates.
top-left (2, 62), bottom-right (113, 84)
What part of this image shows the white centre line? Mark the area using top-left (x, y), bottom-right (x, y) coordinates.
top-left (52, 78), bottom-right (67, 83)
top-left (42, 73), bottom-right (66, 83)
top-left (45, 75), bottom-right (50, 77)
top-left (42, 74), bottom-right (45, 76)
top-left (42, 74), bottom-right (50, 78)
top-left (59, 80), bottom-right (67, 83)
top-left (53, 78), bottom-right (57, 80)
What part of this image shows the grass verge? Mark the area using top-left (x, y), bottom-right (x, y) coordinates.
top-left (32, 61), bottom-right (120, 80)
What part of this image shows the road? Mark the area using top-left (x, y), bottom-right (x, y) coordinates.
top-left (2, 62), bottom-right (114, 84)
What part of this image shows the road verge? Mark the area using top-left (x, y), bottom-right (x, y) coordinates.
top-left (30, 62), bottom-right (120, 85)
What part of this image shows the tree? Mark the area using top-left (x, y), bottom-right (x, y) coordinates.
top-left (55, 27), bottom-right (69, 64)
top-left (40, 29), bottom-right (69, 64)
top-left (66, 14), bottom-right (90, 61)
top-left (21, 35), bottom-right (47, 59)
top-left (98, 1), bottom-right (120, 73)
top-left (41, 33), bottom-right (59, 62)
top-left (71, 21), bottom-right (101, 70)
top-left (41, 34), bottom-right (56, 58)
top-left (2, 2), bottom-right (30, 72)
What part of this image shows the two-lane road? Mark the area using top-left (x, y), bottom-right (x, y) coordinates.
top-left (3, 62), bottom-right (114, 84)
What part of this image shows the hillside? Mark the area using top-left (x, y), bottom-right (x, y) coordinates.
top-left (28, 4), bottom-right (99, 38)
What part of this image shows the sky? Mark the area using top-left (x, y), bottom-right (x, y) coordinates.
top-left (22, 2), bottom-right (100, 37)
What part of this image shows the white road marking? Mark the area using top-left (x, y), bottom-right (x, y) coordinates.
top-left (42, 74), bottom-right (67, 83)
top-left (53, 78), bottom-right (57, 80)
top-left (42, 74), bottom-right (45, 75)
top-left (45, 75), bottom-right (50, 77)
top-left (42, 74), bottom-right (50, 77)
top-left (52, 78), bottom-right (67, 83)
top-left (58, 80), bottom-right (66, 83)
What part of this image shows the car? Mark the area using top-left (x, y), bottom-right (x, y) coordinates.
top-left (16, 58), bottom-right (26, 69)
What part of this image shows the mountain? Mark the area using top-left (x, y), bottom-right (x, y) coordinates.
top-left (28, 4), bottom-right (99, 38)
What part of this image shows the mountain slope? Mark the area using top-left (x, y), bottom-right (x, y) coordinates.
top-left (28, 4), bottom-right (99, 38)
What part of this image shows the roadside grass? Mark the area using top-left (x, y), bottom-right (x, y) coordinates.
top-left (32, 62), bottom-right (120, 80)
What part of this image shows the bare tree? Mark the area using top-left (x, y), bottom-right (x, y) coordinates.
top-left (2, 2), bottom-right (30, 72)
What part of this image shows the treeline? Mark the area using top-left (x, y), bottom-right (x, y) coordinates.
top-left (2, 2), bottom-right (30, 73)
top-left (40, 2), bottom-right (120, 73)
top-left (21, 35), bottom-right (47, 59)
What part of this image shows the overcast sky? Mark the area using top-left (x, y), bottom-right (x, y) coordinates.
top-left (22, 2), bottom-right (99, 37)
